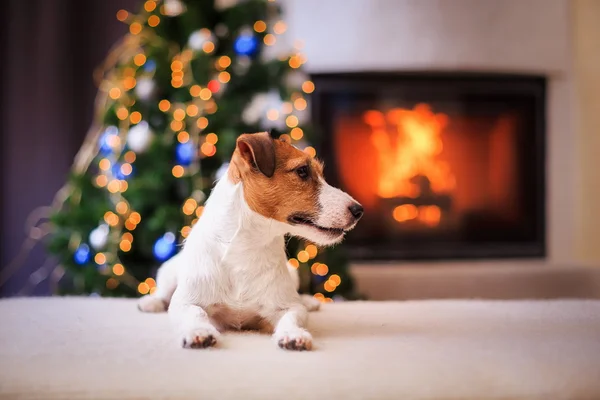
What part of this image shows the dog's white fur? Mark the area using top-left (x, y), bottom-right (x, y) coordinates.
top-left (139, 167), bottom-right (359, 350)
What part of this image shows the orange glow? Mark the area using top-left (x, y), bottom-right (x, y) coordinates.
top-left (129, 22), bottom-right (142, 35)
top-left (186, 104), bottom-right (199, 117)
top-left (95, 253), bottom-right (107, 265)
top-left (129, 212), bottom-right (142, 224)
top-left (281, 102), bottom-right (293, 114)
top-left (104, 211), bottom-right (119, 226)
top-left (254, 20), bottom-right (267, 32)
top-left (305, 244), bottom-right (318, 258)
top-left (177, 131), bottom-right (190, 143)
top-left (195, 206), bottom-right (204, 217)
top-left (145, 277), bottom-right (156, 288)
top-left (266, 109), bottom-right (279, 121)
top-left (144, 1), bottom-right (156, 12)
top-left (138, 282), bottom-right (150, 294)
top-left (99, 159), bottom-right (111, 171)
top-left (124, 220), bottom-right (136, 230)
top-left (182, 198), bottom-right (197, 215)
top-left (116, 9), bottom-right (128, 21)
top-left (106, 278), bottom-right (119, 289)
top-left (107, 180), bottom-right (121, 193)
top-left (197, 117), bottom-right (209, 130)
top-left (122, 232), bottom-right (133, 243)
top-left (123, 77), bottom-right (136, 90)
top-left (170, 120), bottom-right (183, 131)
top-left (323, 281), bottom-right (335, 292)
top-left (297, 250), bottom-right (309, 263)
top-left (290, 127), bottom-right (303, 141)
top-left (218, 71), bottom-right (231, 83)
top-left (316, 263), bottom-right (329, 276)
top-left (273, 21), bottom-right (287, 34)
top-left (158, 99), bottom-right (171, 112)
top-left (148, 15), bottom-right (160, 27)
top-left (286, 115), bottom-right (299, 128)
top-left (172, 165), bottom-right (184, 177)
top-left (288, 258), bottom-right (300, 269)
top-left (172, 79), bottom-right (183, 88)
top-left (201, 142), bottom-right (216, 157)
top-left (95, 175), bottom-right (108, 187)
top-left (288, 56), bottom-right (301, 69)
top-left (116, 201), bottom-right (128, 214)
top-left (129, 111), bottom-right (142, 124)
top-left (133, 53), bottom-right (146, 66)
top-left (313, 293), bottom-right (325, 302)
top-left (202, 42), bottom-right (215, 53)
top-left (116, 107), bottom-right (129, 120)
top-left (301, 81), bottom-right (315, 93)
top-left (206, 133), bottom-right (218, 145)
top-left (294, 98), bottom-right (307, 111)
top-left (279, 134), bottom-right (291, 143)
top-left (363, 104), bottom-right (455, 209)
top-left (120, 180), bottom-right (128, 192)
top-left (329, 274), bottom-right (341, 286)
top-left (171, 60), bottom-right (183, 71)
top-left (199, 88), bottom-right (212, 100)
top-left (205, 100), bottom-right (218, 114)
top-left (113, 263), bottom-right (125, 276)
top-left (173, 108), bottom-right (185, 121)
top-left (181, 226), bottom-right (192, 238)
top-left (124, 151), bottom-right (136, 163)
top-left (304, 146), bottom-right (316, 158)
top-left (218, 56), bottom-right (232, 68)
top-left (190, 85), bottom-right (202, 97)
top-left (418, 205), bottom-right (441, 226)
top-left (264, 34), bottom-right (276, 46)
top-left (109, 88), bottom-right (121, 99)
top-left (120, 240), bottom-right (132, 252)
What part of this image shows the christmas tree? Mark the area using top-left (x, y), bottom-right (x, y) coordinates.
top-left (46, 0), bottom-right (358, 301)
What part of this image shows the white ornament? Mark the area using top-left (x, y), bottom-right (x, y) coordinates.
top-left (188, 29), bottom-right (215, 51)
top-left (89, 224), bottom-right (109, 250)
top-left (134, 78), bottom-right (155, 101)
top-left (242, 93), bottom-right (269, 125)
top-left (127, 121), bottom-right (153, 153)
top-left (242, 90), bottom-right (286, 130)
top-left (216, 162), bottom-right (230, 180)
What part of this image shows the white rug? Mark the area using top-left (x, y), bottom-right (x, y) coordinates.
top-left (1, 297), bottom-right (600, 400)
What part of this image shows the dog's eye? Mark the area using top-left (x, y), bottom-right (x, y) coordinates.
top-left (296, 165), bottom-right (309, 179)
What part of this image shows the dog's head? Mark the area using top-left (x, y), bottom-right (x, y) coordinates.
top-left (228, 131), bottom-right (363, 246)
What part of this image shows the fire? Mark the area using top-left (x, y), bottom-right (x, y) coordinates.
top-left (364, 104), bottom-right (455, 227)
top-left (363, 103), bottom-right (456, 199)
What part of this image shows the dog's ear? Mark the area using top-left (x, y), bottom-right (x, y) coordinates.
top-left (236, 132), bottom-right (276, 178)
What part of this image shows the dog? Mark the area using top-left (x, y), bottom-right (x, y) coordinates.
top-left (138, 131), bottom-right (363, 351)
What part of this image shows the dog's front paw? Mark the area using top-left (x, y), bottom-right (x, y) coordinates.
top-left (274, 328), bottom-right (313, 351)
top-left (138, 295), bottom-right (167, 313)
top-left (181, 325), bottom-right (220, 349)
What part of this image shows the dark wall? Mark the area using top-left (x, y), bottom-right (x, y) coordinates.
top-left (1, 0), bottom-right (138, 296)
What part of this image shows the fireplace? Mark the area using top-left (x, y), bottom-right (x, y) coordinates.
top-left (311, 72), bottom-right (546, 260)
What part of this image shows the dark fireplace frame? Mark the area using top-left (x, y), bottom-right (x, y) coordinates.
top-left (310, 72), bottom-right (547, 261)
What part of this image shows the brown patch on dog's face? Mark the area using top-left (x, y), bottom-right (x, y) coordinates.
top-left (229, 132), bottom-right (323, 224)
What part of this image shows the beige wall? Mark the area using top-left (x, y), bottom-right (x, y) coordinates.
top-left (573, 0), bottom-right (600, 263)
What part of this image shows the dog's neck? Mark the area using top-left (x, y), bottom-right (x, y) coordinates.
top-left (185, 170), bottom-right (287, 263)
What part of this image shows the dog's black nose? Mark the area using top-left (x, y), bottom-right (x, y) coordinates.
top-left (349, 203), bottom-right (364, 220)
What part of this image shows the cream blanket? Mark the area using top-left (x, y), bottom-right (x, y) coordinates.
top-left (1, 297), bottom-right (600, 400)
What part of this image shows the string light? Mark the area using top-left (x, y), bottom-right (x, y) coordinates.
top-left (218, 71), bottom-right (231, 83)
top-left (290, 127), bottom-right (303, 140)
top-left (173, 108), bottom-right (185, 121)
top-left (116, 201), bottom-right (128, 214)
top-left (324, 280), bottom-right (335, 292)
top-left (305, 244), bottom-right (318, 258)
top-left (329, 274), bottom-right (341, 286)
top-left (124, 220), bottom-right (137, 230)
top-left (107, 180), bottom-right (121, 193)
top-left (95, 253), bottom-right (107, 265)
top-left (116, 107), bottom-right (129, 120)
top-left (144, 1), bottom-right (156, 12)
top-left (129, 212), bottom-right (142, 224)
top-left (279, 134), bottom-right (291, 143)
top-left (201, 142), bottom-right (216, 157)
top-left (109, 88), bottom-right (121, 99)
top-left (181, 226), bottom-right (192, 238)
top-left (289, 56), bottom-right (302, 69)
top-left (288, 258), bottom-right (299, 268)
top-left (202, 42), bottom-right (215, 53)
top-left (145, 277), bottom-right (156, 288)
top-left (186, 104), bottom-right (199, 117)
top-left (106, 278), bottom-right (119, 289)
top-left (294, 98), bottom-right (307, 110)
top-left (119, 180), bottom-right (128, 192)
top-left (119, 240), bottom-right (132, 252)
top-left (253, 20), bottom-right (267, 33)
top-left (267, 109), bottom-right (279, 121)
top-left (171, 60), bottom-right (183, 71)
top-left (124, 151), bottom-right (136, 163)
top-left (129, 22), bottom-right (142, 35)
top-left (304, 146), bottom-right (317, 158)
top-left (104, 211), bottom-right (120, 226)
top-left (302, 81), bottom-right (315, 93)
top-left (120, 162), bottom-right (132, 176)
top-left (112, 263), bottom-right (125, 276)
top-left (95, 175), bottom-right (108, 187)
top-left (286, 115), bottom-right (299, 128)
top-left (182, 198), bottom-right (197, 215)
top-left (190, 85), bottom-right (202, 97)
top-left (133, 53), bottom-right (146, 66)
top-left (197, 117), bottom-right (209, 129)
top-left (122, 232), bottom-right (133, 242)
top-left (205, 100), bottom-right (218, 114)
top-left (177, 131), bottom-right (190, 143)
top-left (172, 79), bottom-right (183, 88)
top-left (313, 293), bottom-right (325, 301)
top-left (99, 159), bottom-right (111, 171)
top-left (170, 120), bottom-right (183, 131)
top-left (297, 250), bottom-right (309, 263)
top-left (205, 133), bottom-right (218, 145)
top-left (264, 34), bottom-right (276, 46)
top-left (123, 77), bottom-right (136, 90)
top-left (138, 282), bottom-right (150, 294)
top-left (281, 102), bottom-right (293, 114)
top-left (199, 88), bottom-right (212, 100)
top-left (172, 165), bottom-right (184, 178)
top-left (273, 21), bottom-right (287, 34)
top-left (195, 206), bottom-right (204, 217)
top-left (129, 111), bottom-right (142, 124)
top-left (218, 56), bottom-right (231, 68)
top-left (158, 99), bottom-right (171, 112)
top-left (207, 80), bottom-right (220, 93)
top-left (116, 9), bottom-right (128, 21)
top-left (148, 15), bottom-right (160, 27)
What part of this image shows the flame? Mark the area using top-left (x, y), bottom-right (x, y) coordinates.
top-left (363, 104), bottom-right (456, 200)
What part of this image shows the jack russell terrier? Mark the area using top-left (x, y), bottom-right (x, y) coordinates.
top-left (138, 131), bottom-right (363, 351)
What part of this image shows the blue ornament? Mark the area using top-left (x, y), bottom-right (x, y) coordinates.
top-left (143, 59), bottom-right (157, 72)
top-left (99, 126), bottom-right (118, 154)
top-left (153, 232), bottom-right (177, 262)
top-left (74, 244), bottom-right (91, 265)
top-left (175, 142), bottom-right (196, 166)
top-left (234, 32), bottom-right (258, 56)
